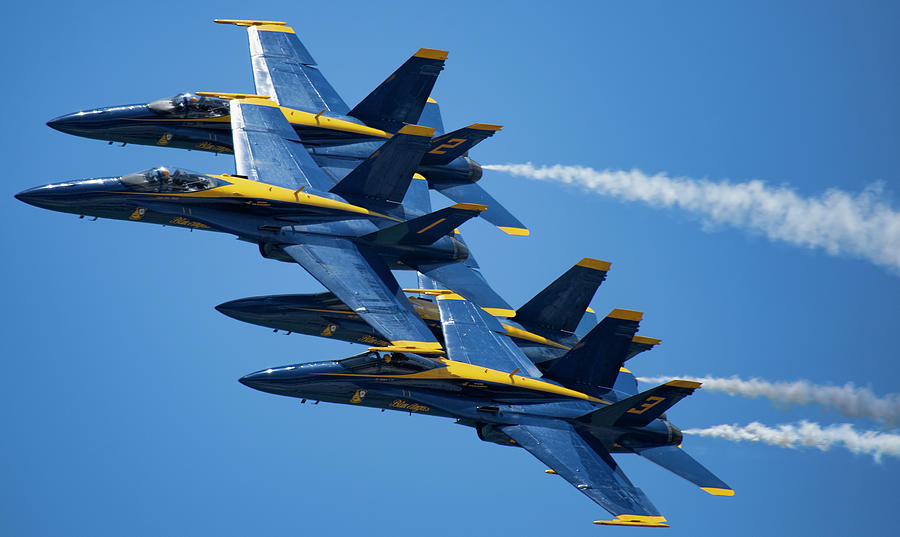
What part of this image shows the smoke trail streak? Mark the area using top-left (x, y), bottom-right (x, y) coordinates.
top-left (637, 376), bottom-right (900, 425)
top-left (683, 421), bottom-right (900, 462)
top-left (484, 163), bottom-right (900, 272)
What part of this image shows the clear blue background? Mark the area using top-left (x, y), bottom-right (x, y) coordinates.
top-left (3, 1), bottom-right (898, 535)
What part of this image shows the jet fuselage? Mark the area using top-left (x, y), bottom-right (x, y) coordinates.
top-left (15, 168), bottom-right (469, 268)
top-left (239, 351), bottom-right (683, 454)
top-left (216, 292), bottom-right (581, 364)
top-left (47, 93), bottom-right (480, 186)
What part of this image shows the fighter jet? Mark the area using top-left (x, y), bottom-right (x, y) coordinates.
top-left (239, 290), bottom-right (732, 527)
top-left (45, 19), bottom-right (527, 235)
top-left (216, 257), bottom-right (662, 370)
top-left (17, 96), bottom-right (517, 351)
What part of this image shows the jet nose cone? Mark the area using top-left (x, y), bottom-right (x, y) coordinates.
top-left (238, 371), bottom-right (266, 389)
top-left (238, 366), bottom-right (305, 396)
top-left (46, 112), bottom-right (85, 135)
top-left (15, 185), bottom-right (53, 208)
top-left (215, 299), bottom-right (259, 319)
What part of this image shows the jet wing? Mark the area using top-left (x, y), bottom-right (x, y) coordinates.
top-left (415, 259), bottom-right (514, 317)
top-left (281, 236), bottom-right (442, 351)
top-left (501, 423), bottom-right (668, 527)
top-left (230, 100), bottom-right (336, 191)
top-left (216, 20), bottom-right (349, 114)
top-left (434, 292), bottom-right (541, 376)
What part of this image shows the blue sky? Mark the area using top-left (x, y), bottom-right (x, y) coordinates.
top-left (3, 1), bottom-right (898, 535)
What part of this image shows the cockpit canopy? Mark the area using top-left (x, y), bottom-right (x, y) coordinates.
top-left (119, 167), bottom-right (218, 193)
top-left (147, 93), bottom-right (229, 118)
top-left (339, 351), bottom-right (441, 375)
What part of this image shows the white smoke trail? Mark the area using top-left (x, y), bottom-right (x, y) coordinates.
top-left (637, 375), bottom-right (900, 425)
top-left (683, 421), bottom-right (900, 462)
top-left (484, 163), bottom-right (900, 272)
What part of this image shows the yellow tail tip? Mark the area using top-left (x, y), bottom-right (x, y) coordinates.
top-left (498, 226), bottom-right (530, 236)
top-left (467, 123), bottom-right (503, 131)
top-left (576, 258), bottom-right (611, 271)
top-left (414, 48), bottom-right (449, 60)
top-left (665, 380), bottom-right (702, 389)
top-left (608, 308), bottom-right (643, 321)
top-left (701, 487), bottom-right (735, 496)
top-left (397, 124), bottom-right (435, 137)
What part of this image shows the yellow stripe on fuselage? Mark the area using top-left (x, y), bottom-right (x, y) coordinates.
top-left (318, 358), bottom-right (607, 404)
top-left (235, 96), bottom-right (393, 139)
top-left (130, 96), bottom-right (394, 139)
top-left (120, 174), bottom-right (400, 222)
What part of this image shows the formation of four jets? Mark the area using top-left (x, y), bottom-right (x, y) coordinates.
top-left (17, 19), bottom-right (731, 527)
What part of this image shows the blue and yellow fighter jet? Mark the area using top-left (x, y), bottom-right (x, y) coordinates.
top-left (217, 257), bottom-right (662, 370)
top-left (239, 291), bottom-right (733, 527)
top-left (17, 95), bottom-right (519, 351)
top-left (44, 19), bottom-right (527, 235)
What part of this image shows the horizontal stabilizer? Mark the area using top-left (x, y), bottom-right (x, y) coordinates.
top-left (349, 49), bottom-right (447, 127)
top-left (515, 258), bottom-right (610, 333)
top-left (582, 380), bottom-right (701, 429)
top-left (330, 125), bottom-right (434, 203)
top-left (434, 181), bottom-right (528, 235)
top-left (420, 124), bottom-right (502, 166)
top-left (544, 309), bottom-right (642, 396)
top-left (634, 445), bottom-right (733, 497)
top-left (362, 203), bottom-right (485, 246)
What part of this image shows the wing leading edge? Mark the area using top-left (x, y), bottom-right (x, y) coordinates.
top-left (434, 292), bottom-right (541, 376)
top-left (281, 237), bottom-right (441, 351)
top-left (216, 19), bottom-right (350, 114)
top-left (229, 100), bottom-right (336, 191)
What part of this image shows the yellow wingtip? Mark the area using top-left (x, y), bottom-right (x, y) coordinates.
top-left (632, 335), bottom-right (662, 345)
top-left (214, 19), bottom-right (287, 26)
top-left (594, 515), bottom-right (669, 527)
top-left (701, 487), bottom-right (735, 496)
top-left (498, 226), bottom-right (530, 236)
top-left (427, 97), bottom-right (438, 104)
top-left (414, 48), bottom-right (449, 60)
